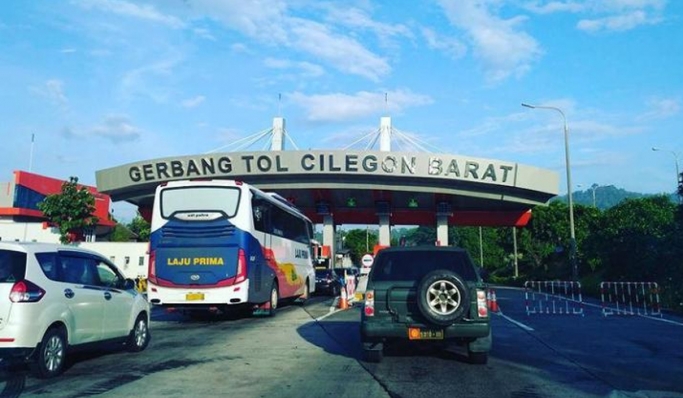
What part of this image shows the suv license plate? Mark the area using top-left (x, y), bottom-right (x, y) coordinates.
top-left (408, 327), bottom-right (444, 340)
top-left (186, 293), bottom-right (205, 301)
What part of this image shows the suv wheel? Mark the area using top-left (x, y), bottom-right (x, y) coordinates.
top-left (34, 328), bottom-right (67, 378)
top-left (362, 342), bottom-right (384, 363)
top-left (468, 351), bottom-right (488, 365)
top-left (417, 270), bottom-right (470, 326)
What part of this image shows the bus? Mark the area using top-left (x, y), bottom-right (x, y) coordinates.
top-left (146, 179), bottom-right (316, 316)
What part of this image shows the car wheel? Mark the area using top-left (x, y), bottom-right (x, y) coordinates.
top-left (267, 281), bottom-right (279, 317)
top-left (416, 270), bottom-right (470, 326)
top-left (34, 327), bottom-right (67, 379)
top-left (127, 313), bottom-right (150, 352)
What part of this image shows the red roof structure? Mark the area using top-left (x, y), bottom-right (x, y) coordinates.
top-left (0, 170), bottom-right (116, 227)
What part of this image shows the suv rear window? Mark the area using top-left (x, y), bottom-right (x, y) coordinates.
top-left (371, 250), bottom-right (478, 282)
top-left (0, 250), bottom-right (27, 283)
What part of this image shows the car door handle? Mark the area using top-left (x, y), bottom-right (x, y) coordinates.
top-left (104, 291), bottom-right (112, 301)
top-left (64, 289), bottom-right (75, 299)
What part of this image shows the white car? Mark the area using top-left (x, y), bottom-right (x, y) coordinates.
top-left (0, 242), bottom-right (150, 378)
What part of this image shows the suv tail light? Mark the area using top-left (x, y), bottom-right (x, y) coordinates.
top-left (364, 290), bottom-right (375, 317)
top-left (235, 249), bottom-right (247, 284)
top-left (9, 280), bottom-right (46, 303)
top-left (477, 289), bottom-right (488, 318)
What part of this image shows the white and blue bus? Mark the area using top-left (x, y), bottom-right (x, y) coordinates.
top-left (146, 179), bottom-right (316, 315)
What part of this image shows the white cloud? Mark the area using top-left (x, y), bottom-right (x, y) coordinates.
top-left (184, 0), bottom-right (290, 44)
top-left (288, 18), bottom-right (390, 81)
top-left (324, 6), bottom-right (414, 46)
top-left (637, 97), bottom-right (681, 121)
top-left (181, 95), bottom-right (206, 108)
top-left (421, 27), bottom-right (467, 60)
top-left (119, 57), bottom-right (181, 102)
top-left (437, 0), bottom-right (542, 83)
top-left (264, 58), bottom-right (325, 78)
top-left (522, 1), bottom-right (586, 14)
top-left (175, 1), bottom-right (390, 81)
top-left (90, 115), bottom-right (142, 143)
top-left (193, 27), bottom-right (216, 41)
top-left (75, 0), bottom-right (185, 29)
top-left (577, 10), bottom-right (661, 32)
top-left (522, 0), bottom-right (666, 32)
top-left (32, 80), bottom-right (69, 109)
top-left (289, 90), bottom-right (433, 122)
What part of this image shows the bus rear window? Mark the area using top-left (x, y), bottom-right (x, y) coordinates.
top-left (0, 250), bottom-right (27, 283)
top-left (161, 186), bottom-right (241, 219)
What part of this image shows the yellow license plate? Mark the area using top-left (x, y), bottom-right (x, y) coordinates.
top-left (186, 292), bottom-right (205, 301)
top-left (408, 327), bottom-right (444, 340)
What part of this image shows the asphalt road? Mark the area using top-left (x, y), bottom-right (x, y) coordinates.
top-left (1, 287), bottom-right (682, 398)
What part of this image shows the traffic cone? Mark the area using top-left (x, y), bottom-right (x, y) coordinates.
top-left (490, 289), bottom-right (499, 312)
top-left (486, 290), bottom-right (492, 309)
top-left (338, 286), bottom-right (349, 310)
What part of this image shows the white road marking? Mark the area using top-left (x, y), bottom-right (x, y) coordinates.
top-left (496, 310), bottom-right (535, 332)
top-left (315, 302), bottom-right (344, 321)
top-left (580, 300), bottom-right (683, 326)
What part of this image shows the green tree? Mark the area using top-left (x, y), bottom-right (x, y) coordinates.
top-left (110, 224), bottom-right (136, 242)
top-left (343, 228), bottom-right (378, 263)
top-left (38, 176), bottom-right (99, 244)
top-left (597, 195), bottom-right (676, 281)
top-left (127, 215), bottom-right (151, 241)
top-left (405, 226), bottom-right (437, 246)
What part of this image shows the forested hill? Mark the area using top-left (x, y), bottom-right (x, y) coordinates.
top-left (554, 185), bottom-right (677, 210)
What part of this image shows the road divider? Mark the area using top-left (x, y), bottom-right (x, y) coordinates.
top-left (524, 281), bottom-right (584, 316)
top-left (600, 281), bottom-right (661, 317)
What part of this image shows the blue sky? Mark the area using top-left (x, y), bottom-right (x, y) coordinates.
top-left (1, 0), bottom-right (681, 222)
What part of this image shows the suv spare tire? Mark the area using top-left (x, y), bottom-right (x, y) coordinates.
top-left (417, 270), bottom-right (470, 326)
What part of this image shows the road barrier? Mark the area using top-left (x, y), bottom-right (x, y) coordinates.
top-left (524, 281), bottom-right (584, 316)
top-left (600, 282), bottom-right (661, 317)
top-left (487, 289), bottom-right (499, 312)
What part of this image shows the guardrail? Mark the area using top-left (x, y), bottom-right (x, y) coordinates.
top-left (524, 281), bottom-right (584, 316)
top-left (600, 282), bottom-right (661, 317)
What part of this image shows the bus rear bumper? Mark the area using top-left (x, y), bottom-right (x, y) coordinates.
top-left (147, 279), bottom-right (250, 307)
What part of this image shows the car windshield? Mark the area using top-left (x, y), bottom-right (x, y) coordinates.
top-left (371, 250), bottom-right (478, 282)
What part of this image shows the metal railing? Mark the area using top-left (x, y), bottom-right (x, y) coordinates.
top-left (524, 280), bottom-right (584, 316)
top-left (600, 282), bottom-right (661, 317)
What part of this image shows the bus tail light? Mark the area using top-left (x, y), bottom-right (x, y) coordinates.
top-left (235, 249), bottom-right (247, 284)
top-left (10, 280), bottom-right (45, 303)
top-left (364, 290), bottom-right (375, 317)
top-left (148, 249), bottom-right (158, 285)
top-left (477, 290), bottom-right (488, 318)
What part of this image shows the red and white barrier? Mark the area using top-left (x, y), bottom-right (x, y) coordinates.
top-left (600, 282), bottom-right (661, 317)
top-left (524, 280), bottom-right (584, 316)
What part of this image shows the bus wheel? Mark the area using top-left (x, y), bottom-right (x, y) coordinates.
top-left (267, 282), bottom-right (279, 317)
top-left (296, 279), bottom-right (310, 306)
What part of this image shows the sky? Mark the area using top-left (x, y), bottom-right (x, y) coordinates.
top-left (1, 0), bottom-right (681, 222)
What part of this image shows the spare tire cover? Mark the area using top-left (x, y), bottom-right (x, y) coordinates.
top-left (417, 269), bottom-right (470, 326)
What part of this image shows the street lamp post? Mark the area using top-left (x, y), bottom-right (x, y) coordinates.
top-left (522, 103), bottom-right (578, 281)
top-left (652, 147), bottom-right (681, 204)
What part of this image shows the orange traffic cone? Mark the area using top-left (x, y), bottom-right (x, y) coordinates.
top-left (490, 289), bottom-right (499, 312)
top-left (338, 286), bottom-right (349, 310)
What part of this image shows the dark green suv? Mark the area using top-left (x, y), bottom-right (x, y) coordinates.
top-left (360, 246), bottom-right (491, 364)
